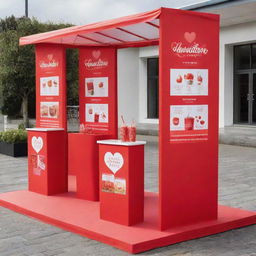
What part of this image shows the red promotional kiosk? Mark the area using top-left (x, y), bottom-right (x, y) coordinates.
top-left (0, 8), bottom-right (255, 254)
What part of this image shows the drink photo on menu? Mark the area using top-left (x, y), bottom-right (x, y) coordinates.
top-left (170, 69), bottom-right (208, 96)
top-left (114, 178), bottom-right (126, 195)
top-left (85, 77), bottom-right (108, 97)
top-left (170, 105), bottom-right (208, 132)
top-left (40, 76), bottom-right (59, 96)
top-left (102, 174), bottom-right (115, 193)
top-left (40, 102), bottom-right (59, 119)
top-left (85, 103), bottom-right (108, 123)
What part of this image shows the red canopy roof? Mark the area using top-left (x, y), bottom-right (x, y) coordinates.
top-left (20, 8), bottom-right (162, 48)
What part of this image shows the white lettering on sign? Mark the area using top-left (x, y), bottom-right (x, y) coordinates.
top-left (104, 152), bottom-right (124, 174)
top-left (84, 50), bottom-right (108, 70)
top-left (31, 136), bottom-right (43, 153)
top-left (171, 32), bottom-right (208, 58)
top-left (39, 54), bottom-right (59, 68)
top-left (39, 61), bottom-right (59, 68)
top-left (84, 59), bottom-right (108, 69)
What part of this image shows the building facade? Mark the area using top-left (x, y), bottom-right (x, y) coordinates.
top-left (117, 0), bottom-right (256, 129)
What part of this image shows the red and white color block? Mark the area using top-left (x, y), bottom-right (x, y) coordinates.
top-left (27, 128), bottom-right (67, 195)
top-left (159, 8), bottom-right (219, 229)
top-left (79, 47), bottom-right (117, 137)
top-left (35, 44), bottom-right (67, 130)
top-left (98, 140), bottom-right (145, 226)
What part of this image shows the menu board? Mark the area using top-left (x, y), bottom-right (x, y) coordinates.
top-left (35, 44), bottom-right (66, 129)
top-left (170, 104), bottom-right (208, 142)
top-left (79, 47), bottom-right (117, 136)
top-left (170, 69), bottom-right (208, 96)
top-left (169, 68), bottom-right (209, 142)
top-left (159, 9), bottom-right (219, 230)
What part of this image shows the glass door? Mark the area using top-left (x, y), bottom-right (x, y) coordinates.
top-left (253, 73), bottom-right (256, 124)
top-left (234, 73), bottom-right (249, 124)
top-left (234, 43), bottom-right (256, 125)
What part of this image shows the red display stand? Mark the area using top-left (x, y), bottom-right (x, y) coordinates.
top-left (0, 7), bottom-right (254, 254)
top-left (98, 140), bottom-right (146, 226)
top-left (0, 190), bottom-right (255, 254)
top-left (27, 128), bottom-right (67, 195)
top-left (68, 133), bottom-right (112, 201)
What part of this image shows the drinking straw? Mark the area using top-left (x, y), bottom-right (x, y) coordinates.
top-left (121, 115), bottom-right (125, 125)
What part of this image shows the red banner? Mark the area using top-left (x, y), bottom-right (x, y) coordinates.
top-left (79, 47), bottom-right (117, 137)
top-left (35, 44), bottom-right (66, 129)
top-left (159, 8), bottom-right (219, 229)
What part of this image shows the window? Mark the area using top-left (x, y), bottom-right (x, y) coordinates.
top-left (147, 58), bottom-right (159, 118)
top-left (234, 45), bottom-right (250, 70)
top-left (234, 43), bottom-right (256, 125)
top-left (234, 44), bottom-right (256, 70)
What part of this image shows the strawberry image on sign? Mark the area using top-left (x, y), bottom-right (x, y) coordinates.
top-left (197, 74), bottom-right (203, 85)
top-left (172, 117), bottom-right (179, 126)
top-left (47, 80), bottom-right (53, 87)
top-left (176, 75), bottom-right (182, 83)
top-left (184, 73), bottom-right (194, 85)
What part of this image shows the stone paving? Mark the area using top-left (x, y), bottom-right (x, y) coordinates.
top-left (0, 137), bottom-right (256, 256)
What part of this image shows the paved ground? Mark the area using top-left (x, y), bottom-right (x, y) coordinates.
top-left (0, 138), bottom-right (255, 256)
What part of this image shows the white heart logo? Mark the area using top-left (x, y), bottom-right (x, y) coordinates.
top-left (104, 152), bottom-right (124, 174)
top-left (92, 50), bottom-right (101, 59)
top-left (184, 32), bottom-right (196, 43)
top-left (31, 136), bottom-right (43, 154)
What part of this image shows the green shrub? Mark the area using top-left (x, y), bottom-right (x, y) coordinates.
top-left (0, 129), bottom-right (27, 143)
top-left (18, 122), bottom-right (34, 130)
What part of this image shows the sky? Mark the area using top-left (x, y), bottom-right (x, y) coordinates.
top-left (0, 0), bottom-right (210, 25)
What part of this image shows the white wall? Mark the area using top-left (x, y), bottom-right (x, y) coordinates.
top-left (117, 46), bottom-right (159, 127)
top-left (117, 48), bottom-right (139, 126)
top-left (138, 46), bottom-right (159, 124)
top-left (220, 21), bottom-right (256, 127)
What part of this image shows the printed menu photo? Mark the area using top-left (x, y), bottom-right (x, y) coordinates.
top-left (85, 104), bottom-right (108, 123)
top-left (30, 154), bottom-right (46, 176)
top-left (102, 174), bottom-right (115, 193)
top-left (170, 105), bottom-right (208, 131)
top-left (40, 76), bottom-right (59, 96)
top-left (40, 102), bottom-right (59, 119)
top-left (85, 77), bottom-right (108, 97)
top-left (114, 178), bottom-right (126, 195)
top-left (101, 174), bottom-right (126, 195)
top-left (170, 105), bottom-right (208, 143)
top-left (170, 69), bottom-right (208, 96)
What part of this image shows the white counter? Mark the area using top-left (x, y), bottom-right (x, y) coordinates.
top-left (97, 139), bottom-right (146, 146)
top-left (26, 128), bottom-right (64, 132)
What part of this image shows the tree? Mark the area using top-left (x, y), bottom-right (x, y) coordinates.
top-left (0, 16), bottom-right (78, 127)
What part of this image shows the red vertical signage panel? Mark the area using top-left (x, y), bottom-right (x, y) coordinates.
top-left (79, 47), bottom-right (117, 137)
top-left (159, 8), bottom-right (219, 229)
top-left (36, 44), bottom-right (66, 129)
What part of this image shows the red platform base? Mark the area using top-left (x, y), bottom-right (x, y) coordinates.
top-left (0, 189), bottom-right (255, 254)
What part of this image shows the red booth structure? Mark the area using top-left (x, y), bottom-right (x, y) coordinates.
top-left (0, 8), bottom-right (255, 254)
top-left (98, 140), bottom-right (146, 226)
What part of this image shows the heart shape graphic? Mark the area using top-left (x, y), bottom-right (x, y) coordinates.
top-left (92, 50), bottom-right (101, 59)
top-left (104, 152), bottom-right (124, 174)
top-left (184, 32), bottom-right (196, 43)
top-left (31, 136), bottom-right (43, 154)
top-left (47, 54), bottom-right (53, 61)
